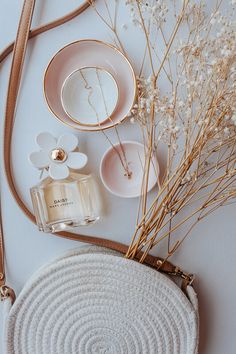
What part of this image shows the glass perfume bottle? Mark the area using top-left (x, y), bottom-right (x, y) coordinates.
top-left (29, 132), bottom-right (100, 233)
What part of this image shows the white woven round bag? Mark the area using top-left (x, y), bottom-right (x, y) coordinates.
top-left (3, 246), bottom-right (199, 354)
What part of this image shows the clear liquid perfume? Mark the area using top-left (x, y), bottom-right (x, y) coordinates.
top-left (29, 132), bottom-right (100, 233)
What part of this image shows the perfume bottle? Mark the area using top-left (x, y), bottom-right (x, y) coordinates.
top-left (29, 132), bottom-right (100, 233)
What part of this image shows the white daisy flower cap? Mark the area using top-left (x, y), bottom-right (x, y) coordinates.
top-left (29, 132), bottom-right (88, 180)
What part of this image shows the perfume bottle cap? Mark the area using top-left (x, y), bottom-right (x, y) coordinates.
top-left (29, 132), bottom-right (87, 180)
top-left (50, 148), bottom-right (67, 163)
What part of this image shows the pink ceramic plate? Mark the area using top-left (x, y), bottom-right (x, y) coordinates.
top-left (100, 141), bottom-right (159, 198)
top-left (44, 40), bottom-right (136, 131)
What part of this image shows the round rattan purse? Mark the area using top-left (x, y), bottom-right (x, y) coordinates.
top-left (0, 1), bottom-right (199, 353)
top-left (1, 245), bottom-right (198, 354)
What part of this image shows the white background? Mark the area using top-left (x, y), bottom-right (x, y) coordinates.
top-left (0, 1), bottom-right (235, 353)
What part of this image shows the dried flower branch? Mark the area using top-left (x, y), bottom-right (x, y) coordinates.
top-left (92, 0), bottom-right (236, 263)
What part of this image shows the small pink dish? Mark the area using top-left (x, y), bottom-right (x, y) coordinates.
top-left (100, 141), bottom-right (159, 198)
top-left (44, 40), bottom-right (136, 132)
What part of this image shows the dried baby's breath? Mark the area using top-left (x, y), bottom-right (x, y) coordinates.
top-left (92, 0), bottom-right (236, 262)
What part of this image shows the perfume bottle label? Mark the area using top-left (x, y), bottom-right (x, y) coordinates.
top-left (49, 198), bottom-right (74, 208)
top-left (44, 184), bottom-right (81, 223)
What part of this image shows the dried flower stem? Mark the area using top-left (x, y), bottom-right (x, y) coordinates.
top-left (93, 0), bottom-right (236, 263)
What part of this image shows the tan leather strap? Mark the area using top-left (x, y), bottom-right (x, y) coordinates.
top-left (0, 192), bottom-right (5, 287)
top-left (0, 0), bottom-right (193, 299)
top-left (0, 190), bottom-right (16, 303)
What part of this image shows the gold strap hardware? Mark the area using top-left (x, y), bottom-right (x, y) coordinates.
top-left (168, 266), bottom-right (195, 286)
top-left (0, 285), bottom-right (16, 303)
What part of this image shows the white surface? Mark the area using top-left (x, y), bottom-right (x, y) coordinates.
top-left (0, 1), bottom-right (235, 353)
